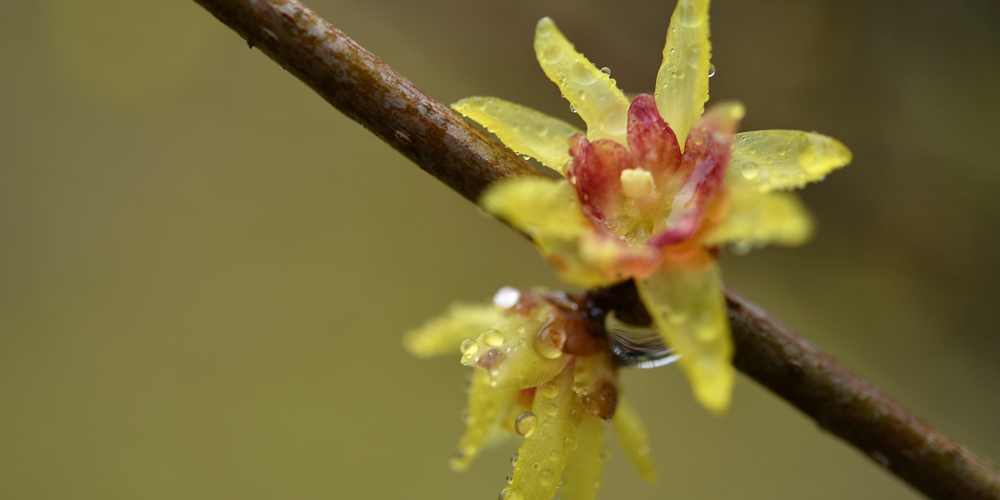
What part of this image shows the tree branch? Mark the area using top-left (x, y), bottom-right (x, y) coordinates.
top-left (191, 1), bottom-right (1000, 499)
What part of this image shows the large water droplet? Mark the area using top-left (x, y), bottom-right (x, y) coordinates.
top-left (540, 383), bottom-right (559, 399)
top-left (740, 161), bottom-right (760, 180)
top-left (483, 329), bottom-right (505, 347)
top-left (542, 45), bottom-right (562, 64)
top-left (571, 62), bottom-right (597, 85)
top-left (460, 338), bottom-right (479, 355)
top-left (543, 402), bottom-right (558, 416)
top-left (675, 0), bottom-right (701, 27)
top-left (514, 412), bottom-right (537, 437)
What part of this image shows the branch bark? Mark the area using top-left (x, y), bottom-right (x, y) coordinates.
top-left (191, 1), bottom-right (1000, 499)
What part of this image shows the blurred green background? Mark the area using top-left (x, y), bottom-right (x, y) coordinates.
top-left (2, 1), bottom-right (998, 498)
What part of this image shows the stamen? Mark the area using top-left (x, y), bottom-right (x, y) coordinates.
top-left (620, 168), bottom-right (655, 199)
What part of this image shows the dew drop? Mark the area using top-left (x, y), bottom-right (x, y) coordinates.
top-left (571, 61), bottom-right (597, 85)
top-left (510, 453), bottom-right (519, 467)
top-left (460, 338), bottom-right (480, 355)
top-left (600, 66), bottom-right (612, 77)
top-left (685, 44), bottom-right (701, 69)
top-left (515, 412), bottom-right (538, 437)
top-left (540, 383), bottom-right (559, 399)
top-left (740, 161), bottom-right (760, 180)
top-left (549, 450), bottom-right (560, 462)
top-left (483, 329), bottom-right (505, 347)
top-left (569, 105), bottom-right (577, 114)
top-left (499, 486), bottom-right (524, 500)
top-left (565, 436), bottom-right (578, 452)
top-left (675, 0), bottom-right (700, 27)
top-left (708, 63), bottom-right (716, 77)
top-left (533, 329), bottom-right (564, 360)
top-left (505, 473), bottom-right (513, 484)
top-left (531, 462), bottom-right (541, 472)
top-left (539, 469), bottom-right (555, 486)
top-left (543, 402), bottom-right (558, 416)
top-left (542, 45), bottom-right (562, 64)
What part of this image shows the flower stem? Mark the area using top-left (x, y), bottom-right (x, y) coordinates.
top-left (191, 1), bottom-right (1000, 498)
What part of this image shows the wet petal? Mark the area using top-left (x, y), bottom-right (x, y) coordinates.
top-left (560, 411), bottom-right (604, 500)
top-left (504, 362), bottom-right (578, 500)
top-left (452, 96), bottom-right (581, 175)
top-left (612, 398), bottom-right (658, 482)
top-left (451, 369), bottom-right (519, 471)
top-left (705, 185), bottom-right (814, 248)
top-left (655, 0), bottom-right (711, 151)
top-left (535, 17), bottom-right (630, 144)
top-left (570, 137), bottom-right (631, 222)
top-left (626, 94), bottom-right (682, 183)
top-left (461, 312), bottom-right (571, 390)
top-left (403, 303), bottom-right (501, 358)
top-left (482, 178), bottom-right (623, 289)
top-left (481, 178), bottom-right (588, 241)
top-left (571, 354), bottom-right (618, 420)
top-left (635, 259), bottom-right (735, 414)
top-left (728, 130), bottom-right (852, 192)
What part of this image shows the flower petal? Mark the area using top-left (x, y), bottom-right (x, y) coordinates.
top-left (451, 369), bottom-right (519, 471)
top-left (571, 353), bottom-right (618, 420)
top-left (635, 259), bottom-right (735, 414)
top-left (570, 136), bottom-right (631, 222)
top-left (504, 362), bottom-right (578, 500)
top-left (626, 94), bottom-right (682, 184)
top-left (481, 178), bottom-right (622, 288)
top-left (655, 0), bottom-right (712, 151)
top-left (403, 303), bottom-right (501, 358)
top-left (461, 312), bottom-right (571, 390)
top-left (704, 185), bottom-right (814, 249)
top-left (559, 411), bottom-right (605, 500)
top-left (534, 17), bottom-right (630, 144)
top-left (728, 130), bottom-right (852, 192)
top-left (612, 397), bottom-right (658, 482)
top-left (452, 96), bottom-right (582, 175)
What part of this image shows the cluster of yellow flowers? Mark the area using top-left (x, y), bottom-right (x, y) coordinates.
top-left (406, 1), bottom-right (851, 498)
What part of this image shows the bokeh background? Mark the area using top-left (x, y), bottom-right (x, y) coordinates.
top-left (2, 1), bottom-right (999, 498)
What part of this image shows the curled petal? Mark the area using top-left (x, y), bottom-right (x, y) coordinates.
top-left (612, 398), bottom-right (658, 482)
top-left (505, 362), bottom-right (579, 500)
top-left (626, 95), bottom-right (682, 184)
top-left (535, 17), bottom-right (630, 144)
top-left (655, 0), bottom-right (712, 151)
top-left (636, 259), bottom-right (735, 414)
top-left (451, 369), bottom-right (518, 471)
top-left (728, 130), bottom-right (852, 192)
top-left (560, 411), bottom-right (605, 500)
top-left (452, 96), bottom-right (581, 175)
top-left (570, 136), bottom-right (631, 222)
top-left (403, 303), bottom-right (500, 358)
top-left (704, 185), bottom-right (814, 249)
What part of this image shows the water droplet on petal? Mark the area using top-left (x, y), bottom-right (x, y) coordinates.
top-left (600, 66), bottom-right (612, 77)
top-left (543, 402), bottom-right (558, 416)
top-left (708, 63), bottom-right (716, 77)
top-left (515, 412), bottom-right (537, 437)
top-left (510, 453), bottom-right (519, 466)
top-left (540, 383), bottom-right (559, 399)
top-left (740, 161), bottom-right (760, 180)
top-left (499, 486), bottom-right (524, 500)
top-left (460, 338), bottom-right (480, 355)
top-left (571, 61), bottom-right (597, 85)
top-left (675, 0), bottom-right (700, 27)
top-left (569, 105), bottom-right (577, 114)
top-left (539, 469), bottom-right (555, 486)
top-left (483, 329), bottom-right (505, 347)
top-left (531, 462), bottom-right (541, 472)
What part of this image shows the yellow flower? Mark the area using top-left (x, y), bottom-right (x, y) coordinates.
top-left (405, 287), bottom-right (657, 500)
top-left (453, 0), bottom-right (851, 414)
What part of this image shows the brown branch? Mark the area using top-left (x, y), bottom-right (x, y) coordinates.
top-left (191, 1), bottom-right (1000, 499)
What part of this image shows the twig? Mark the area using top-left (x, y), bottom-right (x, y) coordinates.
top-left (191, 1), bottom-right (1000, 499)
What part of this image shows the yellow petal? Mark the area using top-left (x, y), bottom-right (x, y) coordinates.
top-left (612, 397), bottom-right (658, 482)
top-left (451, 369), bottom-right (519, 471)
top-left (655, 0), bottom-right (712, 151)
top-left (503, 363), bottom-right (578, 500)
top-left (704, 185), bottom-right (814, 249)
top-left (461, 313), bottom-right (570, 390)
top-left (636, 261), bottom-right (735, 414)
top-left (534, 17), bottom-right (630, 144)
top-left (560, 411), bottom-right (605, 500)
top-left (728, 130), bottom-right (852, 192)
top-left (452, 96), bottom-right (581, 175)
top-left (403, 303), bottom-right (501, 358)
top-left (481, 178), bottom-right (621, 289)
